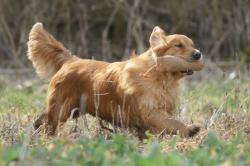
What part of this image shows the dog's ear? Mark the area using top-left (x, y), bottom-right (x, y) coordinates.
top-left (149, 26), bottom-right (164, 48)
top-left (149, 26), bottom-right (168, 55)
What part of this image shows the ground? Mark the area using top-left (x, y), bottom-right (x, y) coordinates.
top-left (0, 70), bottom-right (249, 166)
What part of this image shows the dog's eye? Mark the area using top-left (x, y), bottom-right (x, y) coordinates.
top-left (175, 44), bottom-right (183, 48)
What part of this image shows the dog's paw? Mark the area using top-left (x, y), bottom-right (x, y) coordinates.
top-left (33, 117), bottom-right (43, 130)
top-left (33, 113), bottom-right (47, 130)
top-left (188, 125), bottom-right (200, 137)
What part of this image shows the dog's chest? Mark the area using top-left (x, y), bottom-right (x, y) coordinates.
top-left (138, 79), bottom-right (179, 112)
top-left (119, 61), bottom-right (180, 114)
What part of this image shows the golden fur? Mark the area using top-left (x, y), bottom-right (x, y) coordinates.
top-left (28, 23), bottom-right (204, 137)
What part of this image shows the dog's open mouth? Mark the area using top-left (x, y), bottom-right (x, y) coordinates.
top-left (181, 70), bottom-right (194, 75)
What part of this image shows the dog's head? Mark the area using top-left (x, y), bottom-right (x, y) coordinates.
top-left (149, 26), bottom-right (204, 75)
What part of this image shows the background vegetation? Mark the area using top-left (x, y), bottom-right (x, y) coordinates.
top-left (0, 0), bottom-right (250, 68)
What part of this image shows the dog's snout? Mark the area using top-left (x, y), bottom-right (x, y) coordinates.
top-left (192, 50), bottom-right (201, 60)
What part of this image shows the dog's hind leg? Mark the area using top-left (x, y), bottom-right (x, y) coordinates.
top-left (45, 103), bottom-right (60, 135)
top-left (45, 96), bottom-right (80, 135)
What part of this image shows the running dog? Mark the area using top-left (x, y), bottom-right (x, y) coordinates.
top-left (28, 23), bottom-right (204, 137)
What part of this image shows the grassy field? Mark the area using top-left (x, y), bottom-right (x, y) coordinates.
top-left (0, 74), bottom-right (249, 166)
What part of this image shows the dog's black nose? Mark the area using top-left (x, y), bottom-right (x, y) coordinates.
top-left (192, 50), bottom-right (201, 60)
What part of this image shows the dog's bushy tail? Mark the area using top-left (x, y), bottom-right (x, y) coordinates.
top-left (27, 23), bottom-right (72, 80)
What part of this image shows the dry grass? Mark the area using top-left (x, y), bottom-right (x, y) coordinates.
top-left (0, 68), bottom-right (249, 166)
top-left (0, 70), bottom-right (249, 152)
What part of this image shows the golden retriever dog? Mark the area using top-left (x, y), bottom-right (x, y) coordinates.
top-left (28, 23), bottom-right (204, 137)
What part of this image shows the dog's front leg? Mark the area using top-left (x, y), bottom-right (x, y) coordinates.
top-left (142, 111), bottom-right (200, 137)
